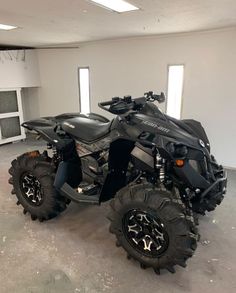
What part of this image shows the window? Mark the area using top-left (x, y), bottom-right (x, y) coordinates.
top-left (78, 67), bottom-right (90, 114)
top-left (0, 88), bottom-right (25, 145)
top-left (166, 65), bottom-right (184, 119)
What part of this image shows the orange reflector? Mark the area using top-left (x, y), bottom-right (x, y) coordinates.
top-left (175, 159), bottom-right (184, 167)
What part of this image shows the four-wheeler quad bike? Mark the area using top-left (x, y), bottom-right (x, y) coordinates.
top-left (9, 91), bottom-right (227, 274)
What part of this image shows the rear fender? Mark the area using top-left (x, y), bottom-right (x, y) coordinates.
top-left (22, 119), bottom-right (72, 150)
top-left (23, 118), bottom-right (83, 189)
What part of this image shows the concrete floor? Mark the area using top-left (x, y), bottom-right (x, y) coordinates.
top-left (0, 139), bottom-right (236, 293)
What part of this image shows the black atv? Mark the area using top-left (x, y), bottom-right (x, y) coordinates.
top-left (9, 91), bottom-right (227, 274)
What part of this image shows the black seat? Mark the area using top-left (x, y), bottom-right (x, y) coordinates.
top-left (62, 117), bottom-right (112, 143)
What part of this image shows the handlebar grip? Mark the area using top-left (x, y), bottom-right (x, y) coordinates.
top-left (99, 100), bottom-right (114, 107)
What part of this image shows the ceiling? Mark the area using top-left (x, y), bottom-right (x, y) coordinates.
top-left (0, 0), bottom-right (236, 47)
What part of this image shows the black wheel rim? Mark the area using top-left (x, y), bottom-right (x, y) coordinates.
top-left (123, 209), bottom-right (169, 257)
top-left (20, 173), bottom-right (43, 206)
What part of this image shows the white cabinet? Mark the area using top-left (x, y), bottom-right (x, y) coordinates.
top-left (0, 88), bottom-right (26, 145)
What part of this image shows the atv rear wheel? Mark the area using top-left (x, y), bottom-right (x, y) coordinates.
top-left (108, 183), bottom-right (197, 274)
top-left (9, 152), bottom-right (69, 221)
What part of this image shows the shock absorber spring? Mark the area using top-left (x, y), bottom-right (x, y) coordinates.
top-left (159, 165), bottom-right (165, 183)
top-left (155, 152), bottom-right (162, 169)
top-left (156, 152), bottom-right (165, 183)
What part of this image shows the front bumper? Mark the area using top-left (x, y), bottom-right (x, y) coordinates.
top-left (201, 169), bottom-right (227, 200)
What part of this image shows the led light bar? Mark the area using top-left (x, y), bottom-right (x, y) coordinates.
top-left (0, 23), bottom-right (17, 30)
top-left (90, 0), bottom-right (139, 13)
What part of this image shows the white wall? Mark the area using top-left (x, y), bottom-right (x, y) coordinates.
top-left (0, 50), bottom-right (40, 88)
top-left (36, 28), bottom-right (236, 167)
top-left (0, 50), bottom-right (41, 121)
top-left (21, 88), bottom-right (40, 121)
top-left (35, 49), bottom-right (79, 116)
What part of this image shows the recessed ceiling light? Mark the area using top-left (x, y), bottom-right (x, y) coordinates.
top-left (90, 0), bottom-right (139, 13)
top-left (0, 23), bottom-right (17, 30)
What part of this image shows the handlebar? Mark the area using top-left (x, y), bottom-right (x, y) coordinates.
top-left (99, 100), bottom-right (114, 107)
top-left (98, 91), bottom-right (165, 115)
top-left (98, 97), bottom-right (120, 111)
top-left (99, 101), bottom-right (114, 106)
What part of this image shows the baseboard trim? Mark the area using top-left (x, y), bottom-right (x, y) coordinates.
top-left (224, 166), bottom-right (236, 171)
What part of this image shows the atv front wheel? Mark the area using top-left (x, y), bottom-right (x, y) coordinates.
top-left (9, 152), bottom-right (69, 221)
top-left (108, 183), bottom-right (197, 274)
